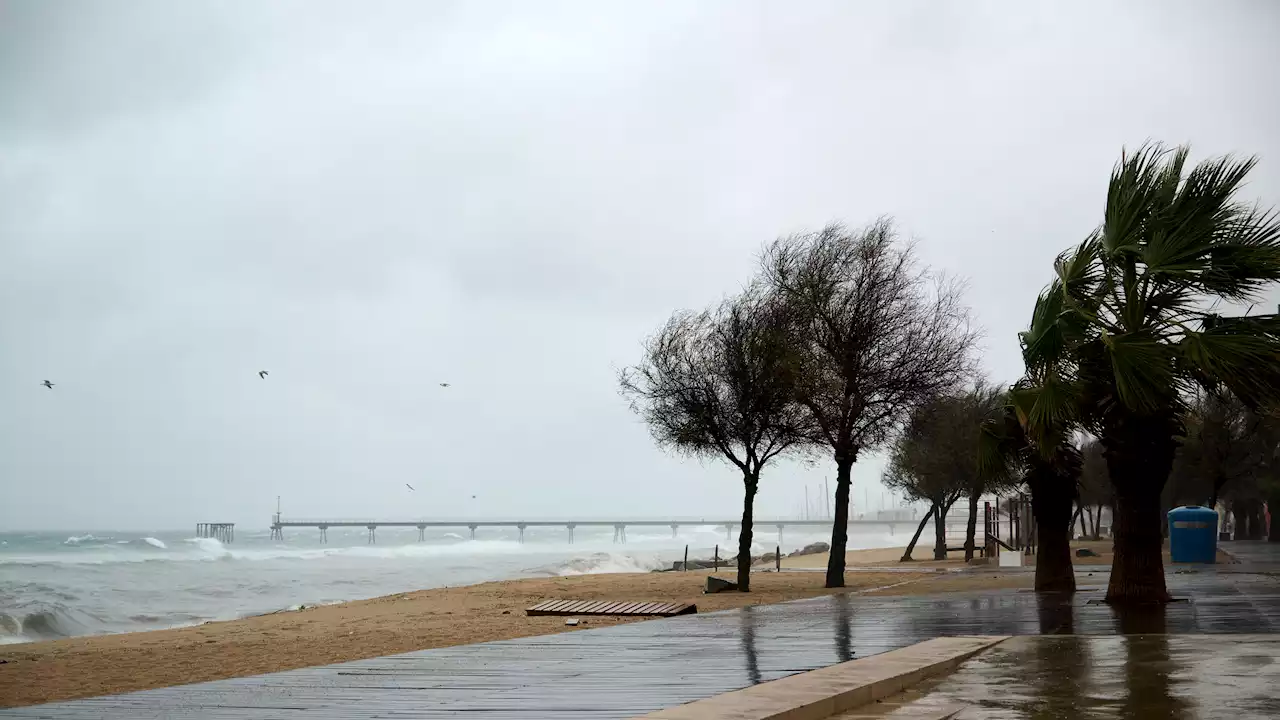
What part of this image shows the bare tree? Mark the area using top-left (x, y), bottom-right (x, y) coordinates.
top-left (762, 219), bottom-right (977, 586)
top-left (1078, 439), bottom-right (1111, 540)
top-left (620, 285), bottom-right (808, 591)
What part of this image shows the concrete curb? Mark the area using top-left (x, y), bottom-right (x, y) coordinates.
top-left (632, 635), bottom-right (1007, 720)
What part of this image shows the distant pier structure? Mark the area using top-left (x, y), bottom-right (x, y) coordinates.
top-left (268, 517), bottom-right (905, 544)
top-left (196, 523), bottom-right (235, 543)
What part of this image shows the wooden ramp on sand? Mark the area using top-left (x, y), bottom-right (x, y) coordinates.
top-left (525, 600), bottom-right (697, 617)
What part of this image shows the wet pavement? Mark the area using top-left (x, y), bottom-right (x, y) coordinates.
top-left (4, 565), bottom-right (1279, 718)
top-left (900, 635), bottom-right (1280, 719)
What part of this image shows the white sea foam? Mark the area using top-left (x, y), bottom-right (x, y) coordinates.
top-left (527, 552), bottom-right (667, 576)
top-left (142, 537), bottom-right (167, 549)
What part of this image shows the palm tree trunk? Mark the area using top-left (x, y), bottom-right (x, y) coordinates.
top-left (1032, 473), bottom-right (1076, 593)
top-left (963, 490), bottom-right (980, 561)
top-left (1071, 506), bottom-right (1084, 540)
top-left (824, 450), bottom-right (855, 588)
top-left (737, 474), bottom-right (757, 591)
top-left (900, 505), bottom-right (936, 561)
top-left (1103, 414), bottom-right (1176, 605)
top-left (1108, 488), bottom-right (1171, 603)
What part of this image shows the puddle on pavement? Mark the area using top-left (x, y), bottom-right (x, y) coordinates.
top-left (891, 635), bottom-right (1280, 719)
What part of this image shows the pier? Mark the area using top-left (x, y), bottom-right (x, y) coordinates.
top-left (267, 517), bottom-right (909, 544)
top-left (195, 523), bottom-right (235, 543)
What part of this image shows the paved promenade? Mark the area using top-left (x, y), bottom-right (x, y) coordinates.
top-left (5, 547), bottom-right (1280, 719)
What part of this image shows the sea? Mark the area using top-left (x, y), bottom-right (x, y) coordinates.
top-left (0, 523), bottom-right (896, 645)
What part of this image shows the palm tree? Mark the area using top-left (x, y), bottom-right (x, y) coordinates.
top-left (980, 378), bottom-right (1083, 593)
top-left (1033, 144), bottom-right (1280, 603)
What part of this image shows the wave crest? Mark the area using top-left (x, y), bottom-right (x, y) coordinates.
top-left (526, 552), bottom-right (665, 576)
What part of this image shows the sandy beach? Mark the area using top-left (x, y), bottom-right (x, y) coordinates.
top-left (0, 557), bottom-right (925, 708)
top-left (3, 539), bottom-right (1200, 708)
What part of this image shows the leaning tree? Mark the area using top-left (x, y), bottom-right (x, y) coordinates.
top-left (1036, 144), bottom-right (1280, 603)
top-left (620, 285), bottom-right (808, 591)
top-left (884, 386), bottom-right (1006, 562)
top-left (762, 219), bottom-right (977, 587)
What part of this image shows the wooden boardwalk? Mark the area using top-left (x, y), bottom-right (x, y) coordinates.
top-left (5, 562), bottom-right (1280, 719)
top-left (526, 600), bottom-right (696, 617)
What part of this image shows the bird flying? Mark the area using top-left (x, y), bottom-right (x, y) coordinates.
top-left (42, 380), bottom-right (54, 389)
top-left (439, 383), bottom-right (450, 387)
top-left (259, 370), bottom-right (268, 379)
top-left (405, 483), bottom-right (415, 491)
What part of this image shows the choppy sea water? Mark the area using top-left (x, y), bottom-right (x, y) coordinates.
top-left (0, 524), bottom-right (896, 644)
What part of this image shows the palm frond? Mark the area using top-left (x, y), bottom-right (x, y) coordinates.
top-left (1179, 318), bottom-right (1280, 408)
top-left (1102, 329), bottom-right (1177, 413)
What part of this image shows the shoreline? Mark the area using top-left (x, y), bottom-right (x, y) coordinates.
top-left (0, 547), bottom-right (931, 708)
top-left (3, 541), bottom-right (1151, 707)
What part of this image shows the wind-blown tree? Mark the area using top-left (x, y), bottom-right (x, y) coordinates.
top-left (980, 379), bottom-right (1084, 592)
top-left (763, 219), bottom-right (977, 587)
top-left (885, 387), bottom-right (1005, 561)
top-left (1037, 144), bottom-right (1280, 603)
top-left (620, 285), bottom-right (808, 591)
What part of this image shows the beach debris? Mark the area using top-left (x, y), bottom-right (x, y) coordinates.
top-left (1075, 548), bottom-right (1101, 557)
top-left (705, 576), bottom-right (739, 594)
top-left (501, 610), bottom-right (510, 615)
top-left (564, 618), bottom-right (579, 626)
top-left (41, 380), bottom-right (54, 389)
top-left (258, 370), bottom-right (268, 379)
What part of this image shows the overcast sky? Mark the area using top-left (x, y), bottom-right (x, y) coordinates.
top-left (2, 1), bottom-right (1278, 530)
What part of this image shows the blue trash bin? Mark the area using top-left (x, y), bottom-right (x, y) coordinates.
top-left (1168, 506), bottom-right (1219, 564)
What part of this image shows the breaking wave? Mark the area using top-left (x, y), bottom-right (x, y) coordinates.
top-left (525, 552), bottom-right (667, 576)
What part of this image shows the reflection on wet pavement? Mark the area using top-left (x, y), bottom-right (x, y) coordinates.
top-left (912, 635), bottom-right (1280, 719)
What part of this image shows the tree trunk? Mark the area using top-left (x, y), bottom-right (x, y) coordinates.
top-left (963, 490), bottom-right (980, 562)
top-left (933, 500), bottom-right (949, 560)
top-left (1072, 506), bottom-right (1084, 540)
top-left (1103, 413), bottom-right (1177, 605)
top-left (1236, 499), bottom-right (1263, 541)
top-left (737, 474), bottom-right (757, 592)
top-left (1108, 488), bottom-right (1171, 603)
top-left (900, 505), bottom-right (936, 562)
top-left (1085, 506), bottom-right (1095, 540)
top-left (1031, 471), bottom-right (1076, 593)
top-left (824, 450), bottom-right (855, 588)
top-left (1092, 504), bottom-right (1104, 540)
top-left (1268, 495), bottom-right (1279, 542)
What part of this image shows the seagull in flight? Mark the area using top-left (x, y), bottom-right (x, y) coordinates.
top-left (42, 380), bottom-right (54, 389)
top-left (258, 370), bottom-right (269, 379)
top-left (405, 483), bottom-right (415, 491)
top-left (439, 382), bottom-right (450, 387)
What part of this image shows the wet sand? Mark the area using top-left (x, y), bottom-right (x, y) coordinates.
top-left (4, 540), bottom-right (1217, 707)
top-left (0, 563), bottom-right (925, 708)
